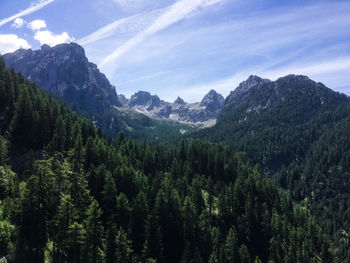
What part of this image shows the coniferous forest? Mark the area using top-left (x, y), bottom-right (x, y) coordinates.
top-left (0, 57), bottom-right (341, 263)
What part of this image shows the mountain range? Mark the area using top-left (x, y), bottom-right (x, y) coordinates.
top-left (2, 42), bottom-right (350, 260)
top-left (3, 43), bottom-right (225, 137)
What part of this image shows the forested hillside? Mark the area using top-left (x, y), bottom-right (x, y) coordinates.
top-left (0, 58), bottom-right (335, 262)
top-left (192, 75), bottom-right (350, 260)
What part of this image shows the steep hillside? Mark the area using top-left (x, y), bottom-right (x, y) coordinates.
top-left (0, 57), bottom-right (333, 263)
top-left (191, 74), bottom-right (350, 259)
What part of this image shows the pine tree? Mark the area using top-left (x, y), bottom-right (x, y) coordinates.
top-left (51, 116), bottom-right (66, 152)
top-left (105, 223), bottom-right (117, 263)
top-left (84, 200), bottom-right (105, 263)
top-left (116, 192), bottom-right (131, 231)
top-left (10, 87), bottom-right (34, 147)
top-left (54, 194), bottom-right (77, 260)
top-left (72, 128), bottom-right (83, 173)
top-left (131, 191), bottom-right (149, 253)
top-left (224, 227), bottom-right (239, 263)
top-left (239, 244), bottom-right (250, 263)
top-left (0, 136), bottom-right (8, 166)
top-left (115, 227), bottom-right (133, 263)
top-left (15, 160), bottom-right (55, 263)
top-left (68, 222), bottom-right (86, 263)
top-left (101, 171), bottom-right (117, 223)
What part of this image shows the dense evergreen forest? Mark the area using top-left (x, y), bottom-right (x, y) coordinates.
top-left (0, 58), bottom-right (337, 262)
top-left (192, 83), bottom-right (350, 260)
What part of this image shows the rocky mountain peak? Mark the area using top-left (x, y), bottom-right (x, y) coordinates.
top-left (40, 44), bottom-right (51, 51)
top-left (117, 94), bottom-right (129, 105)
top-left (200, 89), bottom-right (225, 114)
top-left (236, 75), bottom-right (271, 93)
top-left (3, 42), bottom-right (120, 115)
top-left (225, 75), bottom-right (271, 106)
top-left (222, 74), bottom-right (348, 123)
top-left (174, 97), bottom-right (186, 105)
top-left (128, 91), bottom-right (162, 111)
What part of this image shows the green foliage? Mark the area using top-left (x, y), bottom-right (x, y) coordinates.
top-left (191, 84), bottom-right (350, 260)
top-left (0, 63), bottom-right (337, 262)
top-left (0, 137), bottom-right (7, 166)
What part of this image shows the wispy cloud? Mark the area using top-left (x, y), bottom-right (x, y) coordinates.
top-left (118, 70), bottom-right (171, 86)
top-left (0, 0), bottom-right (55, 27)
top-left (182, 56), bottom-right (350, 102)
top-left (78, 8), bottom-right (164, 46)
top-left (99, 0), bottom-right (227, 68)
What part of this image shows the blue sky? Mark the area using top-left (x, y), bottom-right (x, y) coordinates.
top-left (0, 0), bottom-right (350, 102)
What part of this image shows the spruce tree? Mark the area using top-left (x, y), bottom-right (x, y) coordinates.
top-left (84, 200), bottom-right (105, 263)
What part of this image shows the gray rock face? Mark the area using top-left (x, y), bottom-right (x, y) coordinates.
top-left (124, 90), bottom-right (225, 123)
top-left (128, 91), bottom-right (163, 111)
top-left (117, 94), bottom-right (129, 105)
top-left (200, 89), bottom-right (225, 114)
top-left (225, 75), bottom-right (271, 106)
top-left (3, 43), bottom-right (120, 115)
top-left (174, 97), bottom-right (185, 105)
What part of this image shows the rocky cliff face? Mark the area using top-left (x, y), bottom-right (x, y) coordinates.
top-left (200, 89), bottom-right (225, 115)
top-left (121, 89), bottom-right (224, 124)
top-left (3, 43), bottom-right (224, 132)
top-left (225, 75), bottom-right (271, 107)
top-left (3, 43), bottom-right (120, 115)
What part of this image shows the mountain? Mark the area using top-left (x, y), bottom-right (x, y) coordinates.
top-left (3, 43), bottom-right (223, 140)
top-left (191, 74), bottom-right (350, 259)
top-left (3, 43), bottom-right (121, 115)
top-left (0, 59), bottom-right (334, 262)
top-left (122, 89), bottom-right (224, 124)
top-left (195, 74), bottom-right (349, 171)
top-left (221, 74), bottom-right (346, 123)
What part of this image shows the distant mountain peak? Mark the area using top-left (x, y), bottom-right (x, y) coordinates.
top-left (236, 75), bottom-right (271, 93)
top-left (40, 44), bottom-right (50, 51)
top-left (3, 42), bottom-right (121, 114)
top-left (117, 94), bottom-right (129, 105)
top-left (200, 89), bottom-right (225, 114)
top-left (223, 74), bottom-right (347, 121)
top-left (174, 96), bottom-right (186, 105)
top-left (128, 91), bottom-right (162, 111)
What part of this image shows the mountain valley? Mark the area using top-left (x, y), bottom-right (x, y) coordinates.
top-left (1, 43), bottom-right (350, 262)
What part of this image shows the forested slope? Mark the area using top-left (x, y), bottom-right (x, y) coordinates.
top-left (0, 57), bottom-right (335, 262)
top-left (191, 75), bottom-right (350, 260)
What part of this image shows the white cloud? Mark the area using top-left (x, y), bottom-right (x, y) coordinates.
top-left (12, 18), bottom-right (25, 28)
top-left (99, 0), bottom-right (227, 68)
top-left (78, 8), bottom-right (164, 46)
top-left (113, 0), bottom-right (168, 12)
top-left (0, 34), bottom-right (31, 54)
top-left (28, 19), bottom-right (47, 31)
top-left (0, 0), bottom-right (55, 27)
top-left (34, 30), bottom-right (74, 47)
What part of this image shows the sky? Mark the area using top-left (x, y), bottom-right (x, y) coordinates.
top-left (0, 0), bottom-right (349, 102)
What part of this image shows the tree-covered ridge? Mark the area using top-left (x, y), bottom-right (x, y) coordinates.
top-left (191, 75), bottom-right (350, 260)
top-left (0, 56), bottom-right (334, 262)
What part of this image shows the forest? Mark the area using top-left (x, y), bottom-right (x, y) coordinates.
top-left (0, 57), bottom-right (339, 262)
top-left (192, 79), bottom-right (350, 260)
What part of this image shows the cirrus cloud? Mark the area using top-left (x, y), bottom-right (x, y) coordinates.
top-left (0, 0), bottom-right (55, 27)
